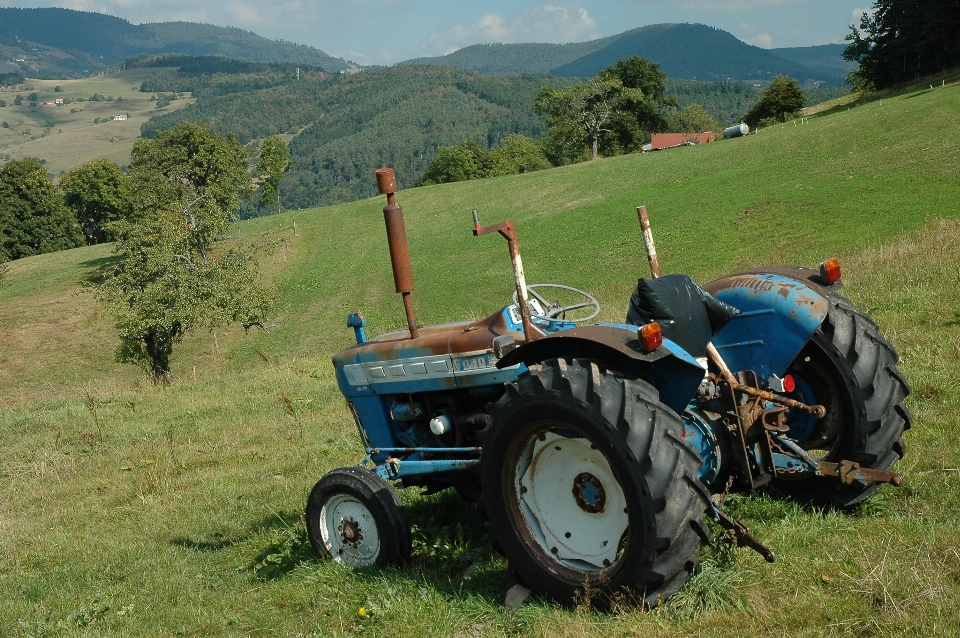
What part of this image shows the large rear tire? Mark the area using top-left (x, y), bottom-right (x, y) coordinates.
top-left (480, 358), bottom-right (710, 608)
top-left (779, 292), bottom-right (911, 507)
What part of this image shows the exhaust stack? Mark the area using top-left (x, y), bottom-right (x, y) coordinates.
top-left (376, 168), bottom-right (419, 339)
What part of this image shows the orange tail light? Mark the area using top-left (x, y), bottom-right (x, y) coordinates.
top-left (820, 258), bottom-right (841, 284)
top-left (640, 322), bottom-right (663, 352)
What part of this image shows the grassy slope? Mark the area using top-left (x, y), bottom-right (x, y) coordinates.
top-left (0, 69), bottom-right (194, 175)
top-left (1, 77), bottom-right (959, 636)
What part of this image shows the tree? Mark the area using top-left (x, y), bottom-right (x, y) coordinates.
top-left (255, 135), bottom-right (291, 215)
top-left (60, 159), bottom-right (133, 244)
top-left (536, 77), bottom-right (644, 161)
top-left (14, 95), bottom-right (22, 106)
top-left (742, 76), bottom-right (806, 127)
top-left (672, 103), bottom-right (723, 134)
top-left (0, 158), bottom-right (83, 261)
top-left (844, 1), bottom-right (960, 91)
top-left (97, 121), bottom-right (272, 382)
top-left (488, 134), bottom-right (551, 176)
top-left (415, 140), bottom-right (492, 186)
top-left (598, 55), bottom-right (677, 153)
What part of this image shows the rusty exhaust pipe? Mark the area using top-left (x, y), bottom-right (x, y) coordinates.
top-left (376, 168), bottom-right (419, 339)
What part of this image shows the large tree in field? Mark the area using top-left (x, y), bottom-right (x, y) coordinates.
top-left (598, 55), bottom-right (677, 154)
top-left (742, 76), bottom-right (806, 127)
top-left (97, 121), bottom-right (273, 383)
top-left (255, 135), bottom-right (291, 215)
top-left (537, 78), bottom-right (644, 161)
top-left (60, 159), bottom-right (133, 244)
top-left (0, 158), bottom-right (83, 261)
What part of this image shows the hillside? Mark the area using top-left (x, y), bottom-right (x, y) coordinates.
top-left (402, 23), bottom-right (847, 86)
top-left (1, 74), bottom-right (959, 636)
top-left (142, 65), bottom-right (568, 209)
top-left (0, 7), bottom-right (351, 78)
top-left (771, 43), bottom-right (856, 79)
top-left (0, 69), bottom-right (195, 175)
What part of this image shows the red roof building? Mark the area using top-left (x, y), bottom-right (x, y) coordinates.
top-left (649, 132), bottom-right (716, 151)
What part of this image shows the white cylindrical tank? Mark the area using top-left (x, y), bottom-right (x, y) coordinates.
top-left (724, 123), bottom-right (750, 138)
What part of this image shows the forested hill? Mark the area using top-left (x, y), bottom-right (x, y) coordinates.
top-left (771, 44), bottom-right (856, 79)
top-left (402, 23), bottom-right (847, 86)
top-left (142, 66), bottom-right (567, 209)
top-left (0, 7), bottom-right (350, 78)
top-left (401, 37), bottom-right (617, 76)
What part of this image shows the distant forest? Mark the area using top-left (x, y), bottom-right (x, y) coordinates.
top-left (142, 65), bottom-right (569, 209)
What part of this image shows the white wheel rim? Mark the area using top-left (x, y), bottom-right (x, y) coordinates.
top-left (319, 493), bottom-right (381, 567)
top-left (515, 430), bottom-right (628, 571)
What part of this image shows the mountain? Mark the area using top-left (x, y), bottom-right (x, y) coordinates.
top-left (401, 39), bottom-right (615, 76)
top-left (771, 44), bottom-right (856, 79)
top-left (401, 23), bottom-right (848, 86)
top-left (0, 7), bottom-right (351, 78)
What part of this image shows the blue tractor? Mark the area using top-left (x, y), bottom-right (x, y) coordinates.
top-left (305, 168), bottom-right (910, 606)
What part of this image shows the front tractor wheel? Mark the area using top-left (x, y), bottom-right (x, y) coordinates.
top-left (481, 358), bottom-right (710, 608)
top-left (305, 466), bottom-right (411, 568)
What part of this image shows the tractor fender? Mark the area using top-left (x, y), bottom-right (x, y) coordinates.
top-left (702, 269), bottom-right (833, 381)
top-left (496, 324), bottom-right (705, 415)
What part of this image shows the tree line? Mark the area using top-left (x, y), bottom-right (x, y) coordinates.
top-left (1, 124), bottom-right (290, 265)
top-left (417, 56), bottom-right (810, 185)
top-left (844, 0), bottom-right (960, 91)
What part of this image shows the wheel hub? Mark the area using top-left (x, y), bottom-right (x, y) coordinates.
top-left (516, 431), bottom-right (628, 570)
top-left (339, 516), bottom-right (363, 547)
top-left (319, 494), bottom-right (380, 566)
top-left (572, 472), bottom-right (606, 513)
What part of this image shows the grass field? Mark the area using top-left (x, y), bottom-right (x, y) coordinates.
top-left (0, 69), bottom-right (194, 176)
top-left (1, 74), bottom-right (960, 636)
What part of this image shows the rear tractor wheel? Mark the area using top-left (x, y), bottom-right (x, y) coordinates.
top-left (779, 292), bottom-right (911, 507)
top-left (480, 358), bottom-right (710, 608)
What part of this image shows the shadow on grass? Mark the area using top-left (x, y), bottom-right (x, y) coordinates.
top-left (79, 254), bottom-right (122, 285)
top-left (224, 488), bottom-right (512, 601)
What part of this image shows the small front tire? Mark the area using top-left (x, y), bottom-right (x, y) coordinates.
top-left (306, 466), bottom-right (411, 568)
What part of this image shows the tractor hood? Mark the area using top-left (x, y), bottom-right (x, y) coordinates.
top-left (332, 306), bottom-right (531, 397)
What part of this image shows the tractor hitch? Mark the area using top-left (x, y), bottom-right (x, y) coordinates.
top-left (713, 508), bottom-right (777, 563)
top-left (819, 460), bottom-right (905, 487)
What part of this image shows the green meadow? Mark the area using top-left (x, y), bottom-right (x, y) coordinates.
top-left (2, 74), bottom-right (959, 636)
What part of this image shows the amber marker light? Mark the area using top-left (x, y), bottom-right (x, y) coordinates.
top-left (820, 258), bottom-right (842, 284)
top-left (640, 322), bottom-right (663, 352)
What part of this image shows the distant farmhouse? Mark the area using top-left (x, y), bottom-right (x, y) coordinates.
top-left (645, 132), bottom-right (716, 152)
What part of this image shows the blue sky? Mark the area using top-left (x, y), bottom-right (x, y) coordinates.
top-left (1, 1), bottom-right (876, 65)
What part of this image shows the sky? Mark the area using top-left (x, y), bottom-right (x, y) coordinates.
top-left (0, 1), bottom-right (876, 66)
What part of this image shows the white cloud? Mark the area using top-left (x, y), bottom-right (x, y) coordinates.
top-left (746, 33), bottom-right (773, 48)
top-left (424, 4), bottom-right (601, 55)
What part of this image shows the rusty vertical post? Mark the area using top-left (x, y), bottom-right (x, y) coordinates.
top-left (472, 210), bottom-right (538, 342)
top-left (637, 206), bottom-right (662, 279)
top-left (376, 168), bottom-right (419, 339)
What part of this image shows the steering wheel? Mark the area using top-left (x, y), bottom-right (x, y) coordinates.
top-left (512, 284), bottom-right (601, 324)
